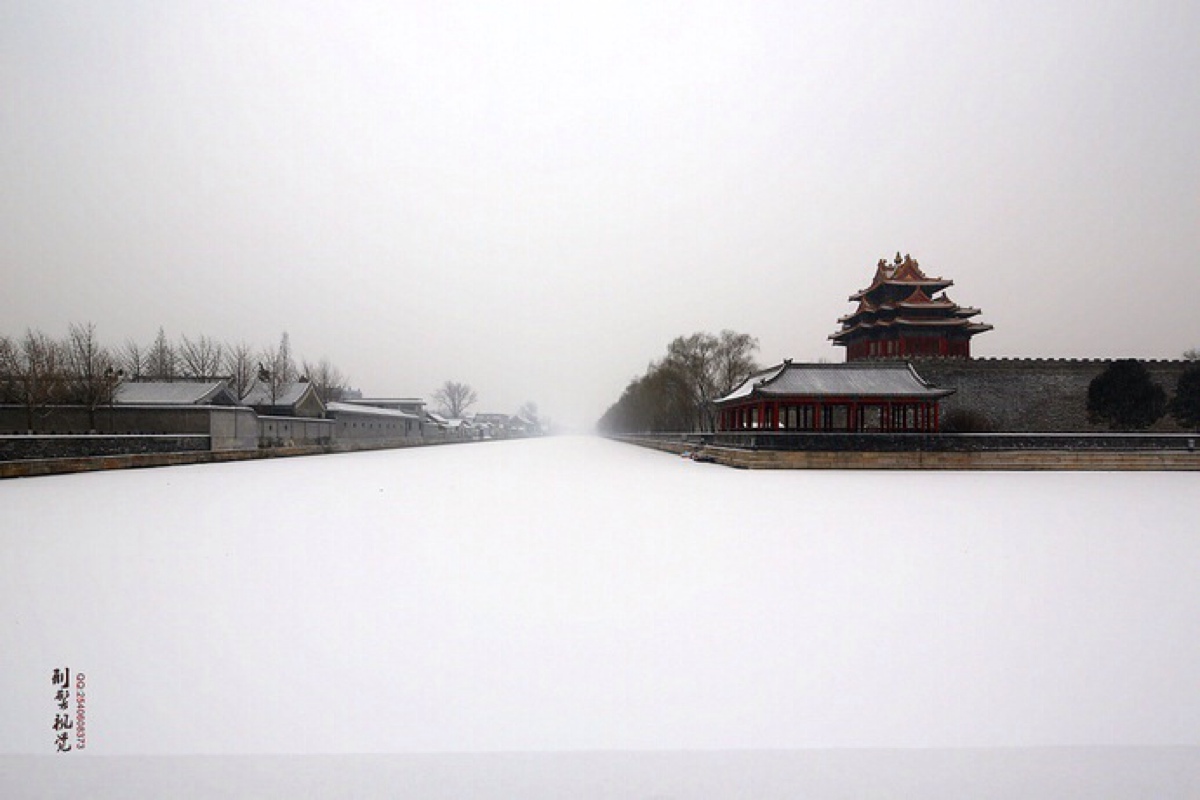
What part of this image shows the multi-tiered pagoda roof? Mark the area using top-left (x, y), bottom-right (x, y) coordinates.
top-left (830, 253), bottom-right (992, 360)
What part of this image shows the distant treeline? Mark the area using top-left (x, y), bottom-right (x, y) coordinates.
top-left (598, 330), bottom-right (760, 434)
top-left (0, 323), bottom-right (350, 429)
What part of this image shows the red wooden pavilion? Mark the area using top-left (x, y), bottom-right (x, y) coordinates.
top-left (714, 360), bottom-right (954, 433)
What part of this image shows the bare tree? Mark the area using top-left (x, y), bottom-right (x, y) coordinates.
top-left (302, 357), bottom-right (348, 404)
top-left (0, 334), bottom-right (17, 404)
top-left (178, 334), bottom-right (224, 381)
top-left (434, 380), bottom-right (478, 418)
top-left (663, 330), bottom-right (759, 431)
top-left (258, 332), bottom-right (298, 404)
top-left (598, 330), bottom-right (758, 434)
top-left (1185, 348), bottom-right (1200, 362)
top-left (64, 322), bottom-right (120, 429)
top-left (596, 361), bottom-right (693, 434)
top-left (118, 339), bottom-right (147, 381)
top-left (145, 327), bottom-right (177, 380)
top-left (714, 330), bottom-right (760, 397)
top-left (223, 341), bottom-right (256, 401)
top-left (5, 329), bottom-right (66, 431)
top-left (517, 401), bottom-right (539, 424)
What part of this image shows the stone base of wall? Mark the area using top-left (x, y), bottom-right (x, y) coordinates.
top-left (702, 447), bottom-right (1200, 471)
top-left (0, 435), bottom-right (492, 480)
top-left (617, 436), bottom-right (1200, 471)
top-left (0, 435), bottom-right (210, 461)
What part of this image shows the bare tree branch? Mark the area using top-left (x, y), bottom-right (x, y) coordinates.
top-left (433, 380), bottom-right (478, 418)
top-left (302, 357), bottom-right (348, 404)
top-left (223, 341), bottom-right (256, 400)
top-left (178, 334), bottom-right (224, 380)
top-left (145, 327), bottom-right (177, 380)
top-left (65, 322), bottom-right (119, 428)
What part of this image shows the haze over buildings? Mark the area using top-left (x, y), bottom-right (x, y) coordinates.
top-left (3, 1), bottom-right (1198, 428)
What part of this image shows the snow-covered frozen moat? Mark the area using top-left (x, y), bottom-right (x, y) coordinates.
top-left (3, 435), bottom-right (1200, 794)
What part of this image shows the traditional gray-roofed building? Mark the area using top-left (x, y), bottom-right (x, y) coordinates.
top-left (713, 360), bottom-right (953, 433)
top-left (241, 380), bottom-right (326, 418)
top-left (325, 401), bottom-right (422, 443)
top-left (345, 397), bottom-right (426, 416)
top-left (113, 380), bottom-right (239, 406)
top-left (422, 410), bottom-right (475, 439)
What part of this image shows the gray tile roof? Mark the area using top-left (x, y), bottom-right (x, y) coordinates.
top-left (113, 381), bottom-right (234, 405)
top-left (241, 381), bottom-right (313, 408)
top-left (715, 361), bottom-right (953, 404)
top-left (326, 401), bottom-right (420, 420)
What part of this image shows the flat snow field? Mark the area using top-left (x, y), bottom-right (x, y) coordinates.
top-left (3, 435), bottom-right (1199, 796)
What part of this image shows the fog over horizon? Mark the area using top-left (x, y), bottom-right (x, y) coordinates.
top-left (3, 1), bottom-right (1198, 428)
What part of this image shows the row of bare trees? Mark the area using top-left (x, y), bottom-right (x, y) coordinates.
top-left (597, 330), bottom-right (760, 433)
top-left (0, 324), bottom-right (350, 430)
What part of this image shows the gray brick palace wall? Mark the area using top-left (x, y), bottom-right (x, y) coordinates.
top-left (0, 405), bottom-right (259, 450)
top-left (911, 358), bottom-right (1191, 432)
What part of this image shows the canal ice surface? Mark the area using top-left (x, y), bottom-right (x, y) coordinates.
top-left (2, 436), bottom-right (1199, 794)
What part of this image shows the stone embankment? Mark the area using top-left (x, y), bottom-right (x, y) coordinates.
top-left (0, 438), bottom-right (487, 480)
top-left (618, 435), bottom-right (1200, 471)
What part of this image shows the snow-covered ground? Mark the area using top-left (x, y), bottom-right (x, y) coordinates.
top-left (3, 436), bottom-right (1199, 795)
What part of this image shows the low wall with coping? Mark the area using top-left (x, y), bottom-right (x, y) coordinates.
top-left (699, 447), bottom-right (1200, 471)
top-left (0, 405), bottom-right (258, 451)
top-left (0, 434), bottom-right (210, 461)
top-left (257, 415), bottom-right (335, 447)
top-left (616, 434), bottom-right (1200, 471)
top-left (0, 435), bottom-right (490, 479)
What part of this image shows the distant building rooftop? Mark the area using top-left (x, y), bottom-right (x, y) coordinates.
top-left (326, 402), bottom-right (420, 420)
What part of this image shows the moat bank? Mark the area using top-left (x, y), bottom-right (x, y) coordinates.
top-left (617, 433), bottom-right (1200, 471)
top-left (0, 436), bottom-right (493, 479)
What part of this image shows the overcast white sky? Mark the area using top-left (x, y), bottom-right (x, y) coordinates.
top-left (3, 1), bottom-right (1198, 428)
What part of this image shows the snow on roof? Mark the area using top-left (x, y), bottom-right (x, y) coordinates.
top-left (326, 401), bottom-right (420, 420)
top-left (349, 398), bottom-right (426, 406)
top-left (715, 362), bottom-right (953, 404)
top-left (715, 364), bottom-right (789, 403)
top-left (113, 381), bottom-right (232, 405)
top-left (241, 380), bottom-right (314, 408)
